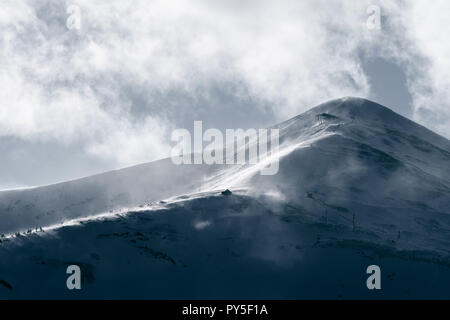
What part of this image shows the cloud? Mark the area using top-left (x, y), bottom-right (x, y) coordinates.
top-left (0, 0), bottom-right (448, 182)
top-left (398, 0), bottom-right (450, 137)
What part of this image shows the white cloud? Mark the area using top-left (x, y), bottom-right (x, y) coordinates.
top-left (0, 0), bottom-right (448, 176)
top-left (399, 0), bottom-right (450, 137)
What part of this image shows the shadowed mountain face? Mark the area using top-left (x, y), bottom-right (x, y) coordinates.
top-left (0, 97), bottom-right (449, 299)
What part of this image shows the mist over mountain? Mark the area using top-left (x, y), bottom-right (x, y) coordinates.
top-left (1, 97), bottom-right (449, 299)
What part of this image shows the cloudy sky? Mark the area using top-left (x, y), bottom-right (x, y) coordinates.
top-left (0, 0), bottom-right (449, 189)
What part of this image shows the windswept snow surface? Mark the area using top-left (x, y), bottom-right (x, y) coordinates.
top-left (1, 97), bottom-right (449, 299)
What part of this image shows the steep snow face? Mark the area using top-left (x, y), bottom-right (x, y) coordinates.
top-left (211, 97), bottom-right (450, 189)
top-left (206, 97), bottom-right (450, 255)
top-left (206, 98), bottom-right (450, 210)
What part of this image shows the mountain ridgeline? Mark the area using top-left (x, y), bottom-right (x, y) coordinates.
top-left (0, 97), bottom-right (449, 299)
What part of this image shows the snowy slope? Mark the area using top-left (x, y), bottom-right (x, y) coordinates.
top-left (0, 97), bottom-right (449, 299)
top-left (0, 158), bottom-right (228, 235)
top-left (213, 97), bottom-right (450, 255)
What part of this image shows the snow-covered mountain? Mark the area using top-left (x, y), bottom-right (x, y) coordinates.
top-left (1, 97), bottom-right (449, 299)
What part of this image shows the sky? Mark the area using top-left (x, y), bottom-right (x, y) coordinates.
top-left (0, 0), bottom-right (449, 189)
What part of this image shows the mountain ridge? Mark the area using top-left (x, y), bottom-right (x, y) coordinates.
top-left (0, 97), bottom-right (449, 239)
top-left (1, 97), bottom-right (449, 299)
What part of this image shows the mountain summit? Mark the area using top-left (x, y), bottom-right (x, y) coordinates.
top-left (0, 97), bottom-right (449, 298)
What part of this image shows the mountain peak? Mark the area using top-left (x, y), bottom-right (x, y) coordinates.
top-left (315, 97), bottom-right (449, 146)
top-left (278, 96), bottom-right (399, 132)
top-left (277, 97), bottom-right (450, 153)
top-left (312, 96), bottom-right (396, 118)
